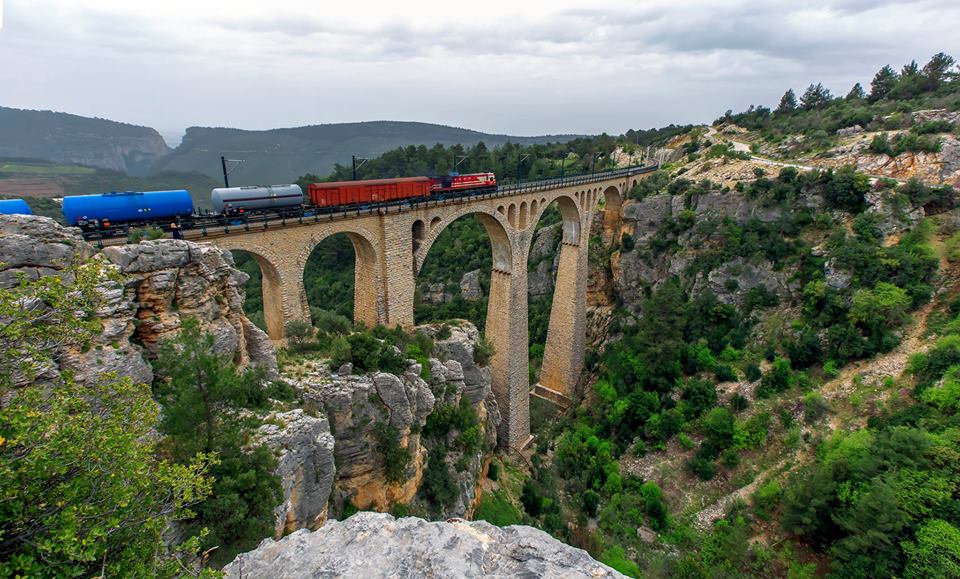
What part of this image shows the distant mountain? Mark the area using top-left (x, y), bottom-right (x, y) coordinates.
top-left (0, 107), bottom-right (171, 175)
top-left (153, 122), bottom-right (583, 185)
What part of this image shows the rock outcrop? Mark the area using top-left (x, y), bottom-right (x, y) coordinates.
top-left (223, 512), bottom-right (625, 579)
top-left (257, 410), bottom-right (336, 538)
top-left (0, 215), bottom-right (277, 387)
top-left (287, 321), bottom-right (497, 524)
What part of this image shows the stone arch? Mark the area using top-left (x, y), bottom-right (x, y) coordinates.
top-left (530, 199), bottom-right (538, 218)
top-left (602, 185), bottom-right (623, 233)
top-left (414, 206), bottom-right (514, 275)
top-left (519, 201), bottom-right (528, 229)
top-left (296, 227), bottom-right (382, 329)
top-left (412, 219), bottom-right (426, 253)
top-left (430, 216), bottom-right (442, 230)
top-left (221, 245), bottom-right (290, 341)
top-left (508, 203), bottom-right (517, 228)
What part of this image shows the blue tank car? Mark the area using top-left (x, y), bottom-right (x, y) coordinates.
top-left (0, 199), bottom-right (33, 215)
top-left (61, 190), bottom-right (194, 229)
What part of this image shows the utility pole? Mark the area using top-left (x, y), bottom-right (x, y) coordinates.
top-left (559, 155), bottom-right (566, 179)
top-left (352, 155), bottom-right (368, 180)
top-left (516, 154), bottom-right (530, 187)
top-left (453, 155), bottom-right (468, 174)
top-left (220, 156), bottom-right (244, 188)
top-left (591, 152), bottom-right (604, 174)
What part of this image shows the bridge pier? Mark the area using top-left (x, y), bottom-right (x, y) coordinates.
top-left (486, 266), bottom-right (531, 449)
top-left (538, 236), bottom-right (589, 399)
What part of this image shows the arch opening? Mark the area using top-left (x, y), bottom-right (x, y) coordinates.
top-left (414, 211), bottom-right (512, 330)
top-left (230, 249), bottom-right (285, 339)
top-left (412, 219), bottom-right (426, 254)
top-left (301, 231), bottom-right (380, 331)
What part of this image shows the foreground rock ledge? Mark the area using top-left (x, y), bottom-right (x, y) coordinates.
top-left (224, 512), bottom-right (625, 578)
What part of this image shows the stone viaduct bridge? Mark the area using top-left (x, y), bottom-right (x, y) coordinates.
top-left (196, 166), bottom-right (657, 448)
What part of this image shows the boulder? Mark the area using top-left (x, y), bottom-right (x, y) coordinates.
top-left (223, 512), bottom-right (625, 579)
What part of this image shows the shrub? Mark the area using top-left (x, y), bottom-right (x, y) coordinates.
top-left (374, 422), bottom-right (411, 484)
top-left (730, 392), bottom-right (750, 412)
top-left (473, 491), bottom-right (522, 526)
top-left (803, 392), bottom-right (830, 423)
top-left (285, 320), bottom-right (313, 351)
top-left (474, 334), bottom-right (496, 366)
top-left (745, 362), bottom-right (763, 382)
top-left (757, 357), bottom-right (792, 398)
top-left (753, 480), bottom-right (782, 520)
top-left (715, 363), bottom-right (738, 382)
top-left (418, 447), bottom-right (458, 510)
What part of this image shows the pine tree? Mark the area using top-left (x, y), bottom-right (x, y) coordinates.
top-left (846, 82), bottom-right (866, 100)
top-left (922, 52), bottom-right (957, 91)
top-left (800, 83), bottom-right (833, 110)
top-left (777, 88), bottom-right (797, 113)
top-left (869, 65), bottom-right (899, 101)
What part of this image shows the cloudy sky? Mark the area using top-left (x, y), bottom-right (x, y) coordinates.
top-left (0, 0), bottom-right (956, 142)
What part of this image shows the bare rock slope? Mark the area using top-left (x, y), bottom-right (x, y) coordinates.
top-left (224, 512), bottom-right (625, 579)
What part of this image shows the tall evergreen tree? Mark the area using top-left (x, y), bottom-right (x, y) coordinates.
top-left (922, 52), bottom-right (957, 90)
top-left (846, 82), bottom-right (866, 100)
top-left (799, 83), bottom-right (833, 110)
top-left (777, 88), bottom-right (797, 113)
top-left (869, 65), bottom-right (899, 101)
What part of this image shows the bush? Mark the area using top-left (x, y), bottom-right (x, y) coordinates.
top-left (474, 334), bottom-right (496, 366)
top-left (757, 357), bottom-right (792, 398)
top-left (803, 392), bottom-right (830, 423)
top-left (473, 491), bottom-right (522, 526)
top-left (418, 447), bottom-right (458, 510)
top-left (374, 422), bottom-right (411, 484)
top-left (715, 363), bottom-right (738, 382)
top-left (745, 362), bottom-right (762, 382)
top-left (753, 480), bottom-right (782, 520)
top-left (730, 393), bottom-right (750, 412)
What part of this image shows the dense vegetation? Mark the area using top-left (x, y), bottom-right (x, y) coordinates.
top-left (717, 53), bottom-right (959, 157)
top-left (0, 260), bottom-right (214, 577)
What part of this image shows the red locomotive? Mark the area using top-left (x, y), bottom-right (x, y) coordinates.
top-left (308, 173), bottom-right (497, 209)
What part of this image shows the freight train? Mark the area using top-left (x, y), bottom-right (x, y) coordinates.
top-left (0, 173), bottom-right (499, 236)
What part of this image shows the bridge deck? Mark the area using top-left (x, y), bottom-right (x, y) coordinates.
top-left (89, 165), bottom-right (656, 247)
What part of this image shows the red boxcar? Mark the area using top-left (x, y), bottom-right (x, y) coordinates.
top-left (308, 177), bottom-right (433, 208)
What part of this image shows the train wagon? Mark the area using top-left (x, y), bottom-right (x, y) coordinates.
top-left (211, 185), bottom-right (303, 216)
top-left (0, 199), bottom-right (33, 215)
top-left (431, 172), bottom-right (497, 193)
top-left (61, 190), bottom-right (194, 230)
top-left (308, 177), bottom-right (432, 208)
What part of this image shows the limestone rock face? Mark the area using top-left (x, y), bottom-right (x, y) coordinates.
top-left (223, 512), bottom-right (625, 579)
top-left (0, 215), bottom-right (277, 387)
top-left (257, 410), bottom-right (336, 538)
top-left (298, 368), bottom-right (433, 514)
top-left (459, 268), bottom-right (483, 301)
top-left (419, 281), bottom-right (452, 304)
top-left (289, 321), bottom-right (496, 524)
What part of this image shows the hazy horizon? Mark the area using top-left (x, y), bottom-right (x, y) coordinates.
top-left (1, 1), bottom-right (957, 137)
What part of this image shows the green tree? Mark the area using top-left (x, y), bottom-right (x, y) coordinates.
top-left (799, 83), bottom-right (833, 110)
top-left (777, 89), bottom-right (798, 113)
top-left (870, 65), bottom-right (899, 101)
top-left (846, 82), bottom-right (866, 100)
top-left (0, 260), bottom-right (213, 577)
top-left (153, 318), bottom-right (281, 564)
top-left (902, 519), bottom-right (960, 579)
top-left (921, 52), bottom-right (956, 91)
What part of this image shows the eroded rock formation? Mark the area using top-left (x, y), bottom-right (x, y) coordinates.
top-left (223, 512), bottom-right (625, 579)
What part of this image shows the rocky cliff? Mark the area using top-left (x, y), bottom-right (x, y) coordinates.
top-left (0, 106), bottom-right (172, 174)
top-left (223, 512), bottom-right (625, 579)
top-left (257, 321), bottom-right (499, 538)
top-left (0, 215), bottom-right (276, 387)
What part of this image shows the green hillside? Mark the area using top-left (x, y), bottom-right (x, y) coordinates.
top-left (0, 106), bottom-right (171, 174)
top-left (153, 121), bottom-right (585, 185)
